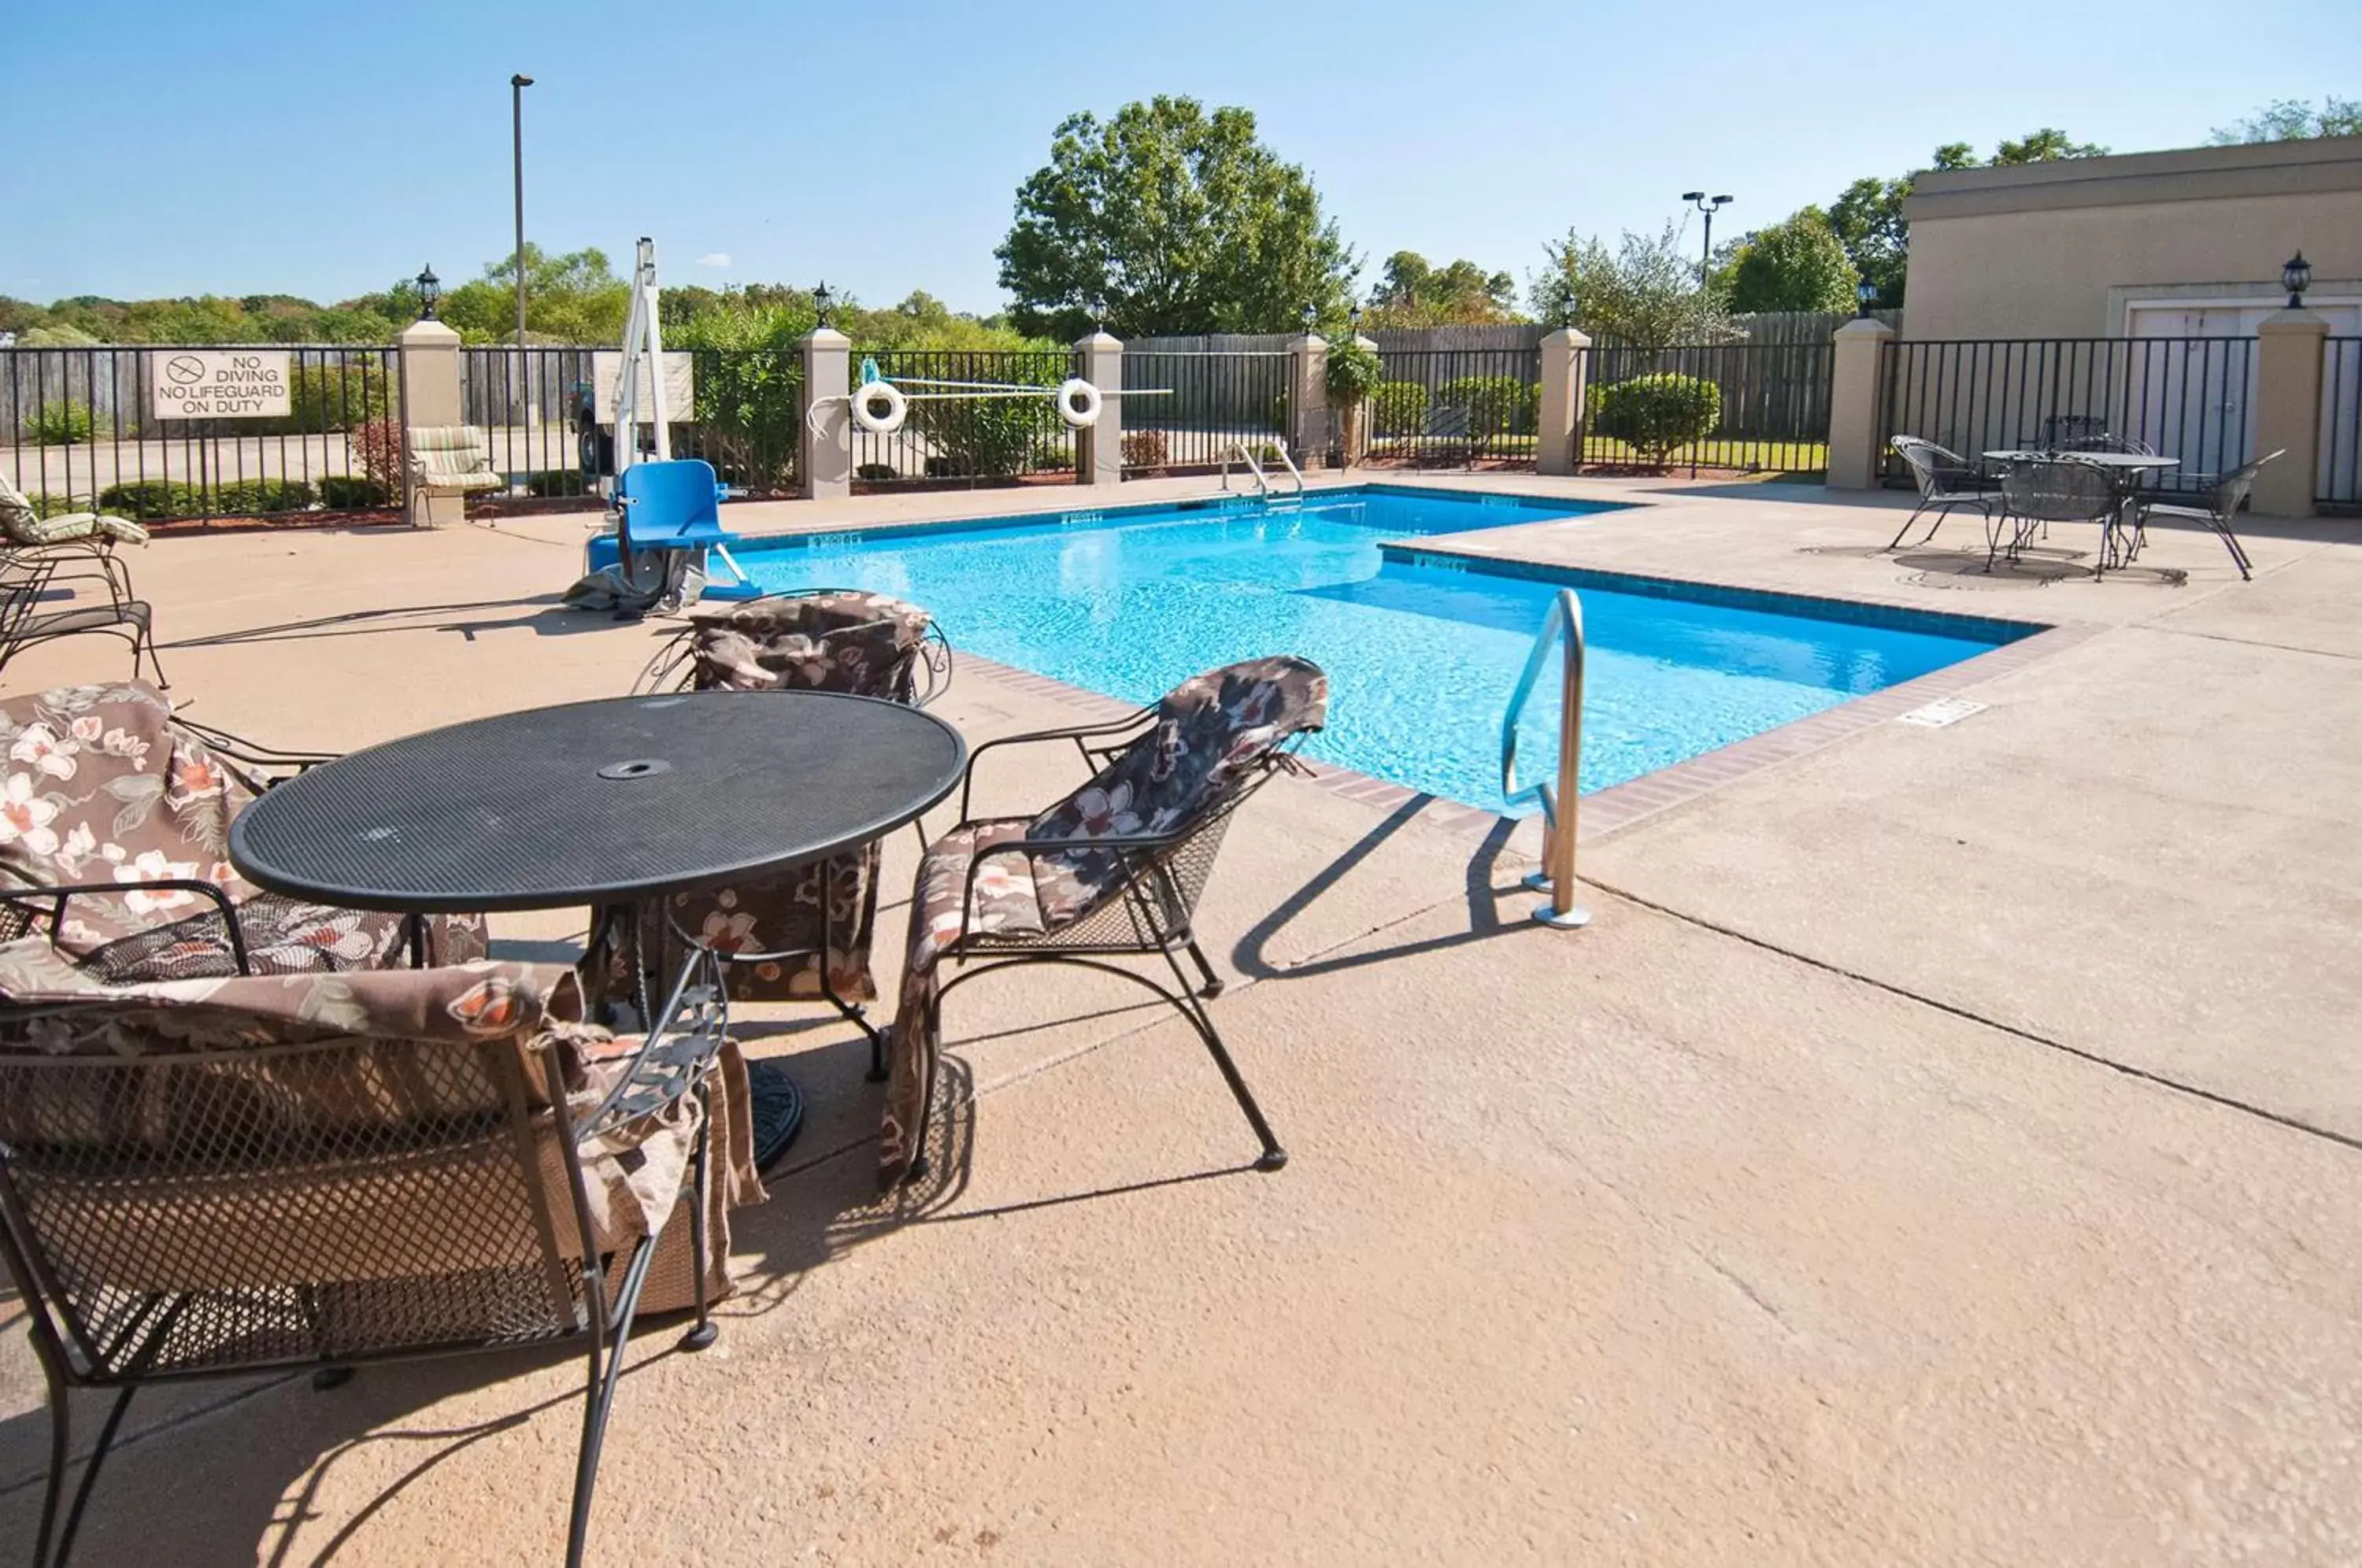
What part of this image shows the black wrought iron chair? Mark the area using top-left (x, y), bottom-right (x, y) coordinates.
top-left (1886, 436), bottom-right (2002, 549)
top-left (0, 553), bottom-right (167, 690)
top-left (0, 952), bottom-right (750, 1567)
top-left (591, 591), bottom-right (951, 1078)
top-left (1994, 458), bottom-right (2122, 575)
top-left (0, 681), bottom-right (487, 980)
top-left (880, 656), bottom-right (1329, 1187)
top-left (2133, 449), bottom-right (2279, 581)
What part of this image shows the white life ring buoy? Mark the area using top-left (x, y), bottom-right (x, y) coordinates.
top-left (851, 379), bottom-right (909, 435)
top-left (1055, 378), bottom-right (1102, 429)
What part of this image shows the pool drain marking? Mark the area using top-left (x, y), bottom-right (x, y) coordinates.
top-left (1895, 697), bottom-right (1988, 728)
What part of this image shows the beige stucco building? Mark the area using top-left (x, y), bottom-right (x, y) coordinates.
top-left (1900, 136), bottom-right (2362, 341)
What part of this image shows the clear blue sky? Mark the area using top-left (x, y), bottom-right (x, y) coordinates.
top-left (6, 0), bottom-right (2354, 312)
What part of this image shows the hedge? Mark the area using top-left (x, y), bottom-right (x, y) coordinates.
top-left (1591, 373), bottom-right (1722, 464)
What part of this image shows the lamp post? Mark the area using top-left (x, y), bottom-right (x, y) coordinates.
top-left (2282, 251), bottom-right (2312, 309)
top-left (1681, 190), bottom-right (1734, 284)
top-left (1302, 301), bottom-right (1319, 335)
top-left (415, 266), bottom-right (441, 321)
top-left (1857, 280), bottom-right (1879, 318)
top-left (510, 74), bottom-right (534, 346)
top-left (813, 282), bottom-right (832, 330)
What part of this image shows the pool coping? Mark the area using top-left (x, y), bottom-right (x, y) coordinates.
top-left (954, 619), bottom-right (2101, 852)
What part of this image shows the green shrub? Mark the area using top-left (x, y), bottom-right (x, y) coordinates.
top-left (24, 401), bottom-right (98, 445)
top-left (96, 481), bottom-right (184, 520)
top-left (346, 419), bottom-right (405, 490)
top-left (212, 479), bottom-right (316, 514)
top-left (523, 470), bottom-right (587, 497)
top-left (1592, 373), bottom-right (1722, 464)
top-left (1323, 339), bottom-right (1381, 409)
top-left (319, 475), bottom-right (394, 508)
top-left (908, 360), bottom-right (1062, 479)
top-left (854, 462), bottom-right (898, 482)
top-left (1435, 375), bottom-right (1538, 438)
top-left (1369, 380), bottom-right (1429, 437)
top-left (272, 362), bottom-right (398, 434)
top-left (687, 347), bottom-right (802, 490)
top-left (1246, 441), bottom-right (1286, 467)
top-left (14, 491), bottom-right (87, 519)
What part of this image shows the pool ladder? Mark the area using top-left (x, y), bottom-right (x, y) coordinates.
top-left (1219, 438), bottom-right (1305, 500)
top-left (1500, 587), bottom-right (1591, 928)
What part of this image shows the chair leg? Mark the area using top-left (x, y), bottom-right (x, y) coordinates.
top-left (679, 1099), bottom-right (719, 1352)
top-left (1887, 498), bottom-right (1933, 550)
top-left (40, 1385), bottom-right (139, 1568)
top-left (905, 995), bottom-right (944, 1185)
top-left (1155, 946), bottom-right (1286, 1171)
top-left (566, 1237), bottom-right (659, 1568)
top-left (139, 622), bottom-right (168, 690)
top-left (1183, 938), bottom-right (1225, 998)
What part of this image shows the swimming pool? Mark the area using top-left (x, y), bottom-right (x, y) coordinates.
top-left (732, 486), bottom-right (2032, 812)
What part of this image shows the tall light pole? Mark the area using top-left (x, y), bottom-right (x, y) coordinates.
top-left (1681, 190), bottom-right (1734, 283)
top-left (510, 74), bottom-right (534, 346)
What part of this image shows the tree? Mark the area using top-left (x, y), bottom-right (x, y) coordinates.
top-left (1716, 208), bottom-right (1861, 313)
top-left (996, 96), bottom-right (1358, 340)
top-left (1831, 131), bottom-right (2104, 308)
top-left (2210, 96), bottom-right (2362, 143)
top-left (436, 245), bottom-right (631, 344)
top-left (1364, 251), bottom-right (1519, 326)
top-left (1528, 220), bottom-right (1731, 347)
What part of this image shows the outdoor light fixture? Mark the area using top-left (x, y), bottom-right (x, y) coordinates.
top-left (1348, 304), bottom-right (1362, 335)
top-left (2282, 251), bottom-right (2312, 309)
top-left (813, 281), bottom-right (832, 329)
top-left (1857, 280), bottom-right (1878, 317)
top-left (415, 266), bottom-right (440, 320)
top-left (1683, 190), bottom-right (1735, 283)
top-left (1303, 302), bottom-right (1318, 331)
top-left (510, 74), bottom-right (535, 347)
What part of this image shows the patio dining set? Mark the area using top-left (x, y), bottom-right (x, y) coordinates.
top-left (0, 477), bottom-right (1331, 1566)
top-left (1886, 423), bottom-right (2279, 581)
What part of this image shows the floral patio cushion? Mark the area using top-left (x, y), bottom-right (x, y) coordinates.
top-left (593, 593), bottom-right (935, 1009)
top-left (0, 681), bottom-right (487, 980)
top-left (879, 656), bottom-right (1328, 1185)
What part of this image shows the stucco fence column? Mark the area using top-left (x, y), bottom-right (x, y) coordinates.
top-left (799, 326), bottom-right (851, 501)
top-left (1538, 326), bottom-right (1592, 476)
top-left (398, 318), bottom-right (464, 527)
top-left (2253, 308), bottom-right (2328, 519)
top-left (1290, 332), bottom-right (1328, 467)
top-left (1075, 331), bottom-right (1122, 486)
top-left (1825, 317), bottom-right (1897, 490)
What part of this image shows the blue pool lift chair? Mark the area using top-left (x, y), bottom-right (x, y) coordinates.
top-left (608, 459), bottom-right (758, 600)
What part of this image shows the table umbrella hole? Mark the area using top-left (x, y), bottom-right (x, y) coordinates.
top-left (598, 759), bottom-right (674, 781)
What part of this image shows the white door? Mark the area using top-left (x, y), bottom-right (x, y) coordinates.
top-left (2127, 299), bottom-right (2362, 490)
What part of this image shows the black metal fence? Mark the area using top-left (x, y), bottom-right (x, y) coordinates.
top-left (2322, 338), bottom-right (2361, 509)
top-left (458, 346), bottom-right (594, 497)
top-left (1581, 339), bottom-right (1834, 475)
top-left (1120, 349), bottom-right (1291, 474)
top-left (1880, 337), bottom-right (2259, 496)
top-left (3, 344), bottom-right (402, 521)
top-left (847, 349), bottom-right (1075, 487)
top-left (1368, 346), bottom-right (1542, 464)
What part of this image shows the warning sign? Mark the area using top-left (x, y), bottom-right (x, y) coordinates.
top-left (150, 350), bottom-right (293, 420)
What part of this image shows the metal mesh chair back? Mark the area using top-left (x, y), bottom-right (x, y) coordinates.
top-left (0, 1031), bottom-right (583, 1380)
top-left (1891, 437), bottom-right (1983, 497)
top-left (2002, 459), bottom-right (2116, 523)
top-left (2038, 414), bottom-right (2107, 449)
top-left (2207, 450), bottom-right (2279, 522)
top-left (2061, 433), bottom-right (2156, 455)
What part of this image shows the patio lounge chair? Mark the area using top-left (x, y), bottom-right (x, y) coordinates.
top-left (593, 592), bottom-right (949, 1074)
top-left (0, 471), bottom-right (149, 577)
top-left (1887, 436), bottom-right (2002, 549)
top-left (882, 655), bottom-right (1328, 1187)
top-left (0, 681), bottom-right (487, 981)
top-left (0, 948), bottom-right (759, 1567)
top-left (2132, 449), bottom-right (2279, 582)
top-left (0, 555), bottom-right (167, 690)
top-left (405, 424), bottom-right (505, 520)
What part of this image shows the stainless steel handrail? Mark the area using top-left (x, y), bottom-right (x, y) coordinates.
top-left (1500, 587), bottom-right (1590, 928)
top-left (1220, 442), bottom-right (1271, 497)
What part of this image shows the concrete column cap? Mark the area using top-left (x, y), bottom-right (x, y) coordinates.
top-left (1297, 331), bottom-right (1327, 351)
top-left (802, 326), bottom-right (851, 349)
top-left (1353, 335), bottom-right (1379, 352)
top-left (1541, 326), bottom-right (1593, 349)
top-left (1834, 317), bottom-right (1897, 341)
top-left (398, 319), bottom-right (461, 346)
top-left (1074, 330), bottom-right (1124, 351)
top-left (2259, 307), bottom-right (2331, 334)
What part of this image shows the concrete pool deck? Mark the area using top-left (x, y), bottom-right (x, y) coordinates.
top-left (0, 473), bottom-right (2356, 1563)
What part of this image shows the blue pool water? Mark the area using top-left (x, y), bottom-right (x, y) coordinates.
top-left (735, 486), bottom-right (2029, 812)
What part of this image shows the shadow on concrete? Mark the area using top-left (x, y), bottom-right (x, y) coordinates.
top-left (159, 597), bottom-right (622, 650)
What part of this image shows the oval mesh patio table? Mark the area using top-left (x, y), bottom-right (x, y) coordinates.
top-left (230, 689), bottom-right (968, 1167)
top-left (229, 690), bottom-right (965, 913)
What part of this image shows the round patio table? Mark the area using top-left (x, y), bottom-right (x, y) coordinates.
top-left (230, 689), bottom-right (968, 1164)
top-left (1981, 449), bottom-right (2178, 473)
